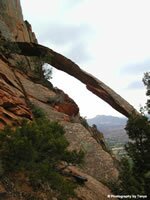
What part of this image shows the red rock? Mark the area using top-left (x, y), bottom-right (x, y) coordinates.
top-left (0, 86), bottom-right (32, 128)
top-left (54, 102), bottom-right (79, 116)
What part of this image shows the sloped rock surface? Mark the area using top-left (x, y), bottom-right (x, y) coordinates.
top-left (0, 60), bottom-right (32, 128)
top-left (58, 164), bottom-right (117, 200)
top-left (63, 122), bottom-right (118, 183)
top-left (0, 170), bottom-right (117, 200)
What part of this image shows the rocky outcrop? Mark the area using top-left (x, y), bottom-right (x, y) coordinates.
top-left (50, 89), bottom-right (79, 116)
top-left (0, 0), bottom-right (36, 42)
top-left (0, 0), bottom-right (41, 74)
top-left (0, 59), bottom-right (33, 128)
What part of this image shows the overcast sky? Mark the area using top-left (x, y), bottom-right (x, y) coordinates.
top-left (20, 0), bottom-right (149, 118)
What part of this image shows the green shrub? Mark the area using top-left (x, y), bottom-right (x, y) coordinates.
top-left (47, 94), bottom-right (64, 105)
top-left (0, 118), bottom-right (84, 199)
top-left (80, 117), bottom-right (89, 129)
top-left (29, 103), bottom-right (45, 119)
top-left (15, 60), bottom-right (28, 73)
top-left (62, 150), bottom-right (85, 165)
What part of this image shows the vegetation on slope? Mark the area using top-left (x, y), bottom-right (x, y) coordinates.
top-left (0, 107), bottom-right (84, 200)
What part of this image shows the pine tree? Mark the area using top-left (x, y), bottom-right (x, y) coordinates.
top-left (125, 114), bottom-right (150, 195)
top-left (118, 73), bottom-right (150, 196)
top-left (143, 72), bottom-right (150, 114)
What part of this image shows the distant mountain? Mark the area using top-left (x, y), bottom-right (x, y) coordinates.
top-left (87, 115), bottom-right (127, 126)
top-left (87, 115), bottom-right (128, 143)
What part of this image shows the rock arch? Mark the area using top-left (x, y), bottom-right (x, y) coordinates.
top-left (10, 41), bottom-right (139, 118)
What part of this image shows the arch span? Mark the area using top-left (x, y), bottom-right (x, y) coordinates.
top-left (10, 41), bottom-right (139, 118)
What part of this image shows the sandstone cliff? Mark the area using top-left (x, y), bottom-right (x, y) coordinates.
top-left (0, 1), bottom-right (119, 199)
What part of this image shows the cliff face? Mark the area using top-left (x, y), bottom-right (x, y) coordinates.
top-left (0, 1), bottom-right (118, 199)
top-left (0, 0), bottom-right (33, 128)
top-left (0, 0), bottom-right (36, 42)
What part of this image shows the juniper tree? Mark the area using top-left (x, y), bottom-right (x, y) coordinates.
top-left (118, 73), bottom-right (150, 196)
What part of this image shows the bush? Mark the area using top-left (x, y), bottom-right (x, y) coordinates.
top-left (15, 60), bottom-right (28, 73)
top-left (80, 117), bottom-right (89, 129)
top-left (0, 118), bottom-right (84, 199)
top-left (30, 103), bottom-right (46, 119)
top-left (62, 150), bottom-right (85, 165)
top-left (113, 114), bottom-right (150, 196)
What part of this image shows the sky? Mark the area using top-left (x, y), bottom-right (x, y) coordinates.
top-left (20, 0), bottom-right (149, 118)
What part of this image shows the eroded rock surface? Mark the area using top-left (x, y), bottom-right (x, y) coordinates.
top-left (0, 0), bottom-right (36, 42)
top-left (63, 122), bottom-right (118, 183)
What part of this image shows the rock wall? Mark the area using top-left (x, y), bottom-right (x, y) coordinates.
top-left (0, 0), bottom-right (35, 42)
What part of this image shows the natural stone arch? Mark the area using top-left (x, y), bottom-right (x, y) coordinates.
top-left (9, 41), bottom-right (139, 118)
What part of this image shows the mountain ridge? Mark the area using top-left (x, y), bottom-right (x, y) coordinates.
top-left (87, 115), bottom-right (128, 141)
top-left (88, 114), bottom-right (127, 125)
